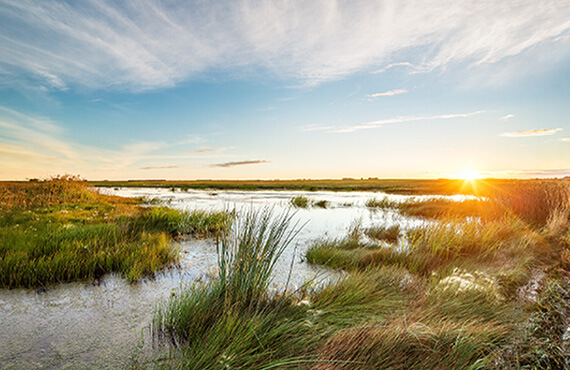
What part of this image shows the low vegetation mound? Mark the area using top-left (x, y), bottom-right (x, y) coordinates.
top-left (0, 176), bottom-right (229, 288)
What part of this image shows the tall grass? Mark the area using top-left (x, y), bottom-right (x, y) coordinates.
top-left (365, 224), bottom-right (401, 243)
top-left (216, 208), bottom-right (301, 307)
top-left (365, 180), bottom-right (570, 228)
top-left (494, 279), bottom-right (570, 368)
top-left (485, 180), bottom-right (570, 228)
top-left (303, 181), bottom-right (570, 367)
top-left (152, 209), bottom-right (322, 368)
top-left (1, 175), bottom-right (103, 210)
top-left (366, 196), bottom-right (490, 219)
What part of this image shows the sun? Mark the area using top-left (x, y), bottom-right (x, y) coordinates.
top-left (457, 169), bottom-right (482, 181)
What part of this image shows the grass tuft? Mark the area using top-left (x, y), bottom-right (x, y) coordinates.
top-left (365, 224), bottom-right (401, 243)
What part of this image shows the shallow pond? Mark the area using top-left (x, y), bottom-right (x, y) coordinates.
top-left (0, 188), bottom-right (467, 369)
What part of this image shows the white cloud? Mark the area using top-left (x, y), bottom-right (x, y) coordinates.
top-left (500, 128), bottom-right (563, 137)
top-left (210, 160), bottom-right (271, 168)
top-left (561, 138), bottom-right (570, 142)
top-left (1, 0), bottom-right (568, 91)
top-left (500, 114), bottom-right (515, 121)
top-left (298, 123), bottom-right (335, 132)
top-left (370, 62), bottom-right (417, 74)
top-left (331, 110), bottom-right (486, 133)
top-left (367, 89), bottom-right (408, 98)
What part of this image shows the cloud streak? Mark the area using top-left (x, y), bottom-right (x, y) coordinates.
top-left (500, 128), bottom-right (563, 137)
top-left (210, 160), bottom-right (271, 168)
top-left (140, 165), bottom-right (181, 170)
top-left (1, 0), bottom-right (568, 91)
top-left (370, 62), bottom-right (417, 74)
top-left (300, 110), bottom-right (486, 134)
top-left (367, 89), bottom-right (408, 98)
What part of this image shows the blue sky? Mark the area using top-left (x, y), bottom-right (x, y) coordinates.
top-left (1, 0), bottom-right (569, 180)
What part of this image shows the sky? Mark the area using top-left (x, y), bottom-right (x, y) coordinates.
top-left (1, 0), bottom-right (569, 180)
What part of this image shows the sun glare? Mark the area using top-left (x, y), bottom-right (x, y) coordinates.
top-left (457, 169), bottom-right (482, 181)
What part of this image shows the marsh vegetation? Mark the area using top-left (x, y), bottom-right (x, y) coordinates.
top-left (0, 176), bottom-right (229, 288)
top-left (2, 177), bottom-right (569, 368)
top-left (142, 179), bottom-right (570, 368)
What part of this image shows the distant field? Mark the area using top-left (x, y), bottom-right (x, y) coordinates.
top-left (86, 178), bottom-right (568, 196)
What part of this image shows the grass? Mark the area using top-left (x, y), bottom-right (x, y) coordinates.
top-left (148, 209), bottom-right (527, 368)
top-left (88, 178), bottom-right (565, 195)
top-left (0, 176), bottom-right (230, 288)
top-left (290, 195), bottom-right (310, 208)
top-left (290, 196), bottom-right (328, 209)
top-left (364, 224), bottom-right (401, 243)
top-left (11, 177), bottom-right (564, 367)
top-left (151, 208), bottom-right (323, 368)
top-left (301, 179), bottom-right (570, 368)
top-left (145, 178), bottom-right (570, 368)
top-left (366, 196), bottom-right (491, 220)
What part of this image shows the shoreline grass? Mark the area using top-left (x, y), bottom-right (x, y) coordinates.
top-left (0, 177), bottom-right (230, 288)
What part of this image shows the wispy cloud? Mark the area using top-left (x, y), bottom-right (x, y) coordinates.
top-left (298, 123), bottom-right (335, 132)
top-left (500, 114), bottom-right (515, 121)
top-left (325, 110), bottom-right (486, 134)
top-left (367, 89), bottom-right (408, 99)
top-left (140, 165), bottom-right (181, 170)
top-left (561, 138), bottom-right (570, 142)
top-left (500, 128), bottom-right (563, 137)
top-left (210, 160), bottom-right (271, 168)
top-left (187, 146), bottom-right (233, 154)
top-left (370, 62), bottom-right (417, 74)
top-left (1, 0), bottom-right (568, 91)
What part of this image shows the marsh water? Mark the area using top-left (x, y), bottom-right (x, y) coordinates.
top-left (0, 188), bottom-right (468, 369)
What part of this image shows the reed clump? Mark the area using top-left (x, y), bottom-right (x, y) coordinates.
top-left (290, 196), bottom-right (328, 209)
top-left (0, 177), bottom-right (229, 288)
top-left (290, 195), bottom-right (310, 208)
top-left (152, 209), bottom-right (324, 368)
top-left (484, 180), bottom-right (570, 228)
